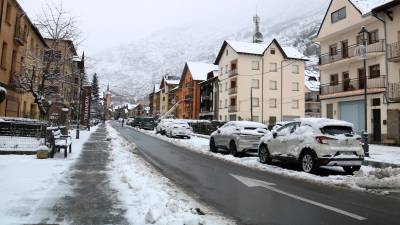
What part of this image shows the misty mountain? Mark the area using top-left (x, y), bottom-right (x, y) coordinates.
top-left (92, 2), bottom-right (328, 101)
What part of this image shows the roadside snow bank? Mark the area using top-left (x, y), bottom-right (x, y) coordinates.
top-left (134, 128), bottom-right (400, 193)
top-left (107, 123), bottom-right (234, 225)
top-left (0, 126), bottom-right (98, 224)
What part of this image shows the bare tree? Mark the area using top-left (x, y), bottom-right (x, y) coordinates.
top-left (12, 1), bottom-right (82, 117)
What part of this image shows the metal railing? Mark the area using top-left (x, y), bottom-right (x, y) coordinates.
top-left (228, 87), bottom-right (237, 95)
top-left (319, 40), bottom-right (385, 65)
top-left (320, 75), bottom-right (386, 95)
top-left (229, 69), bottom-right (238, 77)
top-left (388, 83), bottom-right (400, 101)
top-left (388, 42), bottom-right (400, 61)
top-left (228, 105), bottom-right (238, 112)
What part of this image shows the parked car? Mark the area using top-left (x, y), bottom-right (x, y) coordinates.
top-left (271, 121), bottom-right (291, 131)
top-left (258, 118), bottom-right (364, 174)
top-left (140, 117), bottom-right (156, 130)
top-left (210, 121), bottom-right (269, 156)
top-left (156, 119), bottom-right (173, 135)
top-left (126, 117), bottom-right (135, 126)
top-left (165, 121), bottom-right (193, 139)
top-left (131, 117), bottom-right (143, 127)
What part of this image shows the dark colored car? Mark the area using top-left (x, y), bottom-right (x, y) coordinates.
top-left (140, 117), bottom-right (156, 130)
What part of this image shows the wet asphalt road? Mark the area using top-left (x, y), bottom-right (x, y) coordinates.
top-left (50, 124), bottom-right (129, 225)
top-left (112, 122), bottom-right (400, 225)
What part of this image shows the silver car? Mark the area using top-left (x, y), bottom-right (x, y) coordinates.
top-left (210, 121), bottom-right (269, 157)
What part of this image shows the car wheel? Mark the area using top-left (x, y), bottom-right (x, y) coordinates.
top-left (187, 136), bottom-right (191, 139)
top-left (259, 144), bottom-right (272, 164)
top-left (210, 138), bottom-right (217, 153)
top-left (229, 141), bottom-right (239, 157)
top-left (300, 151), bottom-right (317, 173)
top-left (343, 166), bottom-right (361, 174)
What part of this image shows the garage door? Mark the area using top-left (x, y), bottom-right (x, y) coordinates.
top-left (339, 100), bottom-right (365, 134)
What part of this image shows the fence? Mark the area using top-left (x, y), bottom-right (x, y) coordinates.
top-left (188, 121), bottom-right (226, 135)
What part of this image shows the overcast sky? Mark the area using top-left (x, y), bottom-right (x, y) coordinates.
top-left (19, 0), bottom-right (327, 55)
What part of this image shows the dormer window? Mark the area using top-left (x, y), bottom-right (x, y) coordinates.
top-left (331, 7), bottom-right (346, 23)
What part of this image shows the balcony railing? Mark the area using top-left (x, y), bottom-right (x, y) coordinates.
top-left (305, 108), bottom-right (321, 113)
top-left (228, 105), bottom-right (238, 112)
top-left (229, 69), bottom-right (238, 77)
top-left (388, 42), bottom-right (400, 62)
top-left (320, 75), bottom-right (386, 96)
top-left (388, 83), bottom-right (400, 102)
top-left (319, 40), bottom-right (385, 66)
top-left (228, 87), bottom-right (237, 95)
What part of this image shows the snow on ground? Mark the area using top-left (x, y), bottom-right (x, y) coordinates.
top-left (368, 145), bottom-right (400, 166)
top-left (107, 123), bottom-right (235, 225)
top-left (0, 126), bottom-right (98, 224)
top-left (133, 127), bottom-right (400, 193)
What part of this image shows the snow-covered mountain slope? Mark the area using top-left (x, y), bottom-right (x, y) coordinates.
top-left (92, 2), bottom-right (328, 100)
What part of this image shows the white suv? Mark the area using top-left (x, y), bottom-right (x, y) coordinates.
top-left (258, 118), bottom-right (364, 173)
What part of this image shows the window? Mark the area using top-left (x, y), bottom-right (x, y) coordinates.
top-left (269, 98), bottom-right (277, 108)
top-left (292, 82), bottom-right (299, 91)
top-left (292, 100), bottom-right (299, 109)
top-left (329, 44), bottom-right (338, 56)
top-left (229, 115), bottom-right (237, 121)
top-left (162, 97), bottom-right (165, 101)
top-left (369, 64), bottom-right (380, 78)
top-left (270, 63), bottom-right (277, 72)
top-left (225, 65), bottom-right (228, 74)
top-left (252, 116), bottom-right (259, 122)
top-left (269, 116), bottom-right (277, 126)
top-left (219, 100), bottom-right (222, 108)
top-left (372, 98), bottom-right (381, 106)
top-left (1, 42), bottom-right (8, 68)
top-left (292, 65), bottom-right (299, 74)
top-left (252, 98), bottom-right (259, 107)
top-left (226, 49), bottom-right (228, 56)
top-left (270, 80), bottom-right (277, 90)
top-left (327, 104), bottom-right (334, 119)
top-left (369, 30), bottom-right (379, 44)
top-left (225, 115), bottom-right (227, 121)
top-left (225, 82), bottom-right (227, 91)
top-left (220, 115), bottom-right (222, 120)
top-left (330, 74), bottom-right (339, 86)
top-left (331, 7), bottom-right (346, 23)
top-left (251, 79), bottom-right (259, 88)
top-left (252, 61), bottom-right (260, 70)
top-left (270, 49), bottom-right (275, 54)
top-left (221, 67), bottom-right (224, 75)
top-left (5, 3), bottom-right (12, 24)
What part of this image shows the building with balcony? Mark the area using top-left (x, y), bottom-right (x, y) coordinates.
top-left (315, 0), bottom-right (399, 144)
top-left (158, 74), bottom-right (180, 116)
top-left (305, 70), bottom-right (321, 118)
top-left (372, 0), bottom-right (400, 145)
top-left (215, 39), bottom-right (306, 124)
top-left (176, 62), bottom-right (218, 119)
top-left (0, 0), bottom-right (47, 119)
top-left (199, 70), bottom-right (219, 120)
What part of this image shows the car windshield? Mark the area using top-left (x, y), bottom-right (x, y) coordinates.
top-left (320, 125), bottom-right (353, 136)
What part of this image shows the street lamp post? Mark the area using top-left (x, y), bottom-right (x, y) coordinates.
top-left (359, 26), bottom-right (370, 157)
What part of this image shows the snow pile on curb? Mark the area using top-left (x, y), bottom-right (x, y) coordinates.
top-left (107, 124), bottom-right (234, 225)
top-left (134, 128), bottom-right (400, 193)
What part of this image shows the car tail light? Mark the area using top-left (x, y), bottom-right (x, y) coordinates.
top-left (315, 135), bottom-right (337, 144)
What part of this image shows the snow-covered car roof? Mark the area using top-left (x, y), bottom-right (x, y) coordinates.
top-left (298, 118), bottom-right (354, 129)
top-left (228, 121), bottom-right (268, 128)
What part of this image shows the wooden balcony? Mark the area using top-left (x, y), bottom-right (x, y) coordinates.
top-left (388, 42), bottom-right (400, 62)
top-left (320, 76), bottom-right (386, 99)
top-left (319, 40), bottom-right (385, 66)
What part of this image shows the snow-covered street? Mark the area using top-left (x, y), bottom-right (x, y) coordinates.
top-left (133, 127), bottom-right (400, 193)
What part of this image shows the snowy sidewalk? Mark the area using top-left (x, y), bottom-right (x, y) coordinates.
top-left (0, 126), bottom-right (98, 224)
top-left (366, 145), bottom-right (400, 168)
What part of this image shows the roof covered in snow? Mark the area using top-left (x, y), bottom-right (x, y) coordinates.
top-left (186, 62), bottom-right (218, 81)
top-left (298, 118), bottom-right (354, 129)
top-left (350, 0), bottom-right (393, 15)
top-left (226, 40), bottom-right (269, 55)
top-left (165, 79), bottom-right (180, 85)
top-left (305, 70), bottom-right (320, 92)
top-left (282, 47), bottom-right (305, 60)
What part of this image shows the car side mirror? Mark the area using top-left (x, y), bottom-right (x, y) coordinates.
top-left (217, 128), bottom-right (221, 134)
top-left (273, 132), bottom-right (277, 139)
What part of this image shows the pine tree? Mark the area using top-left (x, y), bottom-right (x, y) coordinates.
top-left (91, 73), bottom-right (100, 103)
